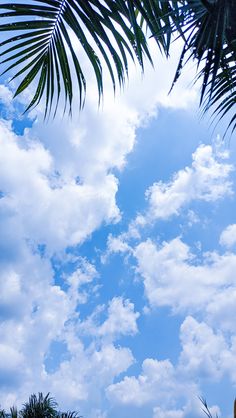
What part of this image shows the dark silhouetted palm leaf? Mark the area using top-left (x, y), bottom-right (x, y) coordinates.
top-left (0, 0), bottom-right (236, 132)
top-left (199, 397), bottom-right (219, 418)
top-left (167, 0), bottom-right (236, 133)
top-left (0, 0), bottom-right (171, 117)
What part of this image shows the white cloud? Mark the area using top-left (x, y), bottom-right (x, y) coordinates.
top-left (134, 237), bottom-right (236, 323)
top-left (77, 297), bottom-right (139, 343)
top-left (0, 84), bottom-right (13, 106)
top-left (178, 316), bottom-right (236, 385)
top-left (0, 120), bottom-right (120, 253)
top-left (132, 233), bottom-right (236, 385)
top-left (107, 358), bottom-right (177, 406)
top-left (145, 145), bottom-right (233, 222)
top-left (107, 357), bottom-right (201, 417)
top-left (220, 224), bottom-right (236, 248)
top-left (45, 341), bottom-right (134, 413)
top-left (179, 316), bottom-right (228, 379)
top-left (67, 258), bottom-right (99, 305)
top-left (107, 317), bottom-right (231, 416)
top-left (98, 297), bottom-right (139, 339)
top-left (153, 407), bottom-right (185, 418)
top-left (103, 144), bottom-right (234, 265)
top-left (0, 260), bottom-right (136, 414)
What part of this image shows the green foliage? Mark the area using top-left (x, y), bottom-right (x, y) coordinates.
top-left (20, 392), bottom-right (58, 417)
top-left (166, 0), bottom-right (236, 134)
top-left (0, 0), bottom-right (170, 116)
top-left (0, 0), bottom-right (235, 132)
top-left (0, 393), bottom-right (81, 418)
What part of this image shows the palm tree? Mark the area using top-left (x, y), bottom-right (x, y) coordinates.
top-left (20, 392), bottom-right (58, 417)
top-left (0, 1), bottom-right (235, 132)
top-left (0, 393), bottom-right (81, 418)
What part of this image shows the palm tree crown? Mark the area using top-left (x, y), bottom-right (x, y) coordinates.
top-left (0, 393), bottom-right (81, 418)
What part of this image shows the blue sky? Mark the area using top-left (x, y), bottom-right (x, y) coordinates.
top-left (0, 40), bottom-right (236, 418)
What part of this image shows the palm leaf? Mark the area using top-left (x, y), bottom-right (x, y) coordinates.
top-left (59, 412), bottom-right (82, 418)
top-left (0, 0), bottom-right (170, 117)
top-left (160, 0), bottom-right (236, 133)
top-left (199, 397), bottom-right (219, 418)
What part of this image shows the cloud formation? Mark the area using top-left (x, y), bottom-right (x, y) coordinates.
top-left (140, 144), bottom-right (233, 224)
top-left (0, 34), bottom-right (234, 418)
top-left (135, 236), bottom-right (236, 324)
top-left (220, 224), bottom-right (236, 248)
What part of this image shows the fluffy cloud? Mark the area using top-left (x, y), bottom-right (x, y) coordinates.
top-left (45, 341), bottom-right (134, 414)
top-left (107, 357), bottom-right (201, 417)
top-left (178, 316), bottom-right (236, 384)
top-left (0, 257), bottom-right (136, 414)
top-left (107, 358), bottom-right (178, 406)
top-left (134, 236), bottom-right (236, 325)
top-left (220, 224), bottom-right (236, 248)
top-left (0, 120), bottom-right (121, 253)
top-left (0, 85), bottom-right (13, 106)
top-left (77, 297), bottom-right (139, 342)
top-left (145, 144), bottom-right (233, 222)
top-left (107, 314), bottom-right (235, 416)
top-left (103, 143), bottom-right (234, 262)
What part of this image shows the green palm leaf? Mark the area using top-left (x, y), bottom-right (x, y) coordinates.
top-left (167, 0), bottom-right (236, 133)
top-left (0, 0), bottom-right (170, 117)
top-left (1, 0), bottom-right (236, 132)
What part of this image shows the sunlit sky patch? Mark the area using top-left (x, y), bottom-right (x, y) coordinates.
top-left (0, 39), bottom-right (236, 418)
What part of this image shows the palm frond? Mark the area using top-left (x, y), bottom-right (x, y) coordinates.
top-left (59, 412), bottom-right (82, 418)
top-left (1, 0), bottom-right (236, 131)
top-left (161, 0), bottom-right (236, 133)
top-left (0, 0), bottom-right (171, 117)
top-left (9, 406), bottom-right (18, 418)
top-left (199, 397), bottom-right (219, 418)
top-left (20, 392), bottom-right (58, 418)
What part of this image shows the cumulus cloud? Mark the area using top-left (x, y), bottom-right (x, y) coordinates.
top-left (107, 315), bottom-right (235, 416)
top-left (78, 297), bottom-right (139, 342)
top-left (134, 236), bottom-right (236, 324)
top-left (145, 144), bottom-right (233, 222)
top-left (0, 120), bottom-right (121, 253)
top-left (107, 358), bottom-right (177, 406)
top-left (0, 257), bottom-right (136, 414)
top-left (177, 316), bottom-right (236, 385)
top-left (220, 224), bottom-right (236, 248)
top-left (0, 85), bottom-right (13, 106)
top-left (66, 258), bottom-right (99, 305)
top-left (106, 357), bottom-right (202, 417)
top-left (103, 143), bottom-right (234, 266)
top-left (45, 341), bottom-right (134, 414)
